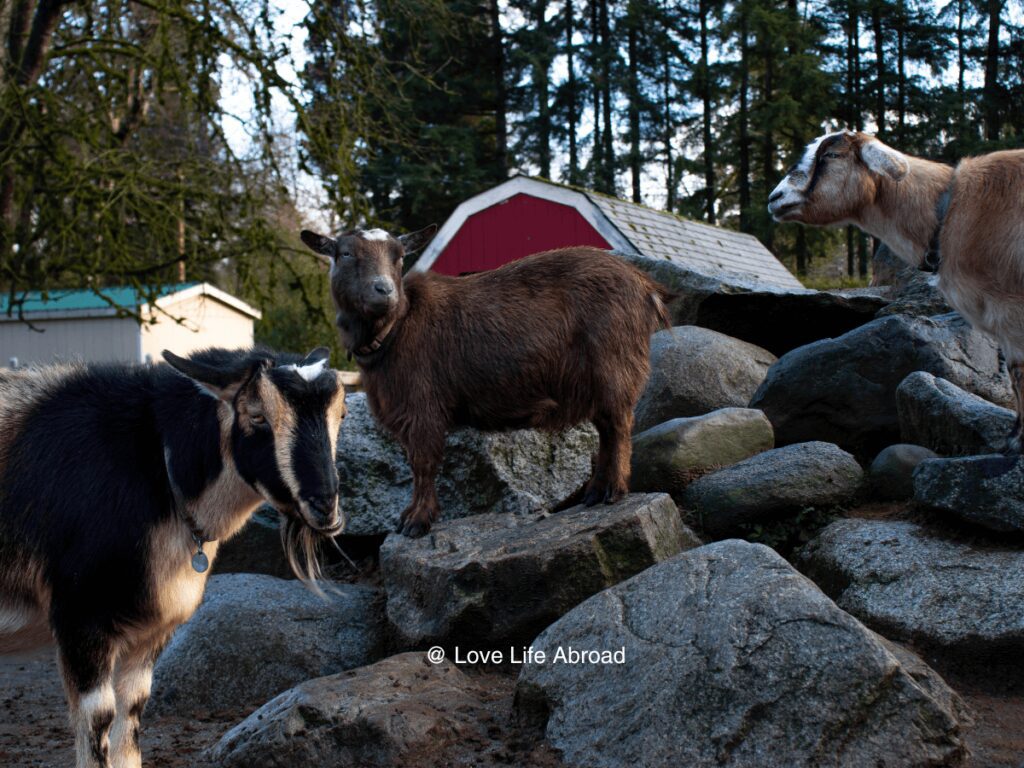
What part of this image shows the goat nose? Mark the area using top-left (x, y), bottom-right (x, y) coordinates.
top-left (305, 494), bottom-right (337, 520)
top-left (373, 278), bottom-right (394, 296)
top-left (768, 189), bottom-right (784, 203)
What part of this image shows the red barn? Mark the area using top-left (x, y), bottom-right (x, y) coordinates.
top-left (412, 175), bottom-right (802, 290)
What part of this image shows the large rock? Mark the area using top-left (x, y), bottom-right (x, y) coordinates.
top-left (872, 243), bottom-right (951, 317)
top-left (380, 493), bottom-right (699, 650)
top-left (515, 540), bottom-right (969, 768)
top-left (913, 454), bottom-right (1024, 532)
top-left (337, 393), bottom-right (598, 535)
top-left (897, 371), bottom-right (1016, 455)
top-left (149, 574), bottom-right (383, 716)
top-left (634, 328), bottom-right (776, 431)
top-left (750, 312), bottom-right (1012, 457)
top-left (681, 441), bottom-right (862, 536)
top-left (876, 276), bottom-right (952, 318)
top-left (207, 654), bottom-right (512, 768)
top-left (870, 241), bottom-right (909, 287)
top-left (799, 518), bottom-right (1024, 663)
top-left (868, 443), bottom-right (939, 501)
top-left (630, 408), bottom-right (773, 495)
top-left (621, 253), bottom-right (886, 355)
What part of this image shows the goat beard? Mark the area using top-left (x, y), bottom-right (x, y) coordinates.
top-left (279, 514), bottom-right (332, 596)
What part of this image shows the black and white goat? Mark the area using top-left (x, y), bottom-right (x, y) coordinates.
top-left (0, 346), bottom-right (347, 768)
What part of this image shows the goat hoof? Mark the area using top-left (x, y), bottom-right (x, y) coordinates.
top-left (604, 487), bottom-right (626, 504)
top-left (402, 519), bottom-right (431, 538)
top-left (582, 486), bottom-right (603, 507)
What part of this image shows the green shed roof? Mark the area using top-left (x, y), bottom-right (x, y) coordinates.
top-left (0, 283), bottom-right (198, 315)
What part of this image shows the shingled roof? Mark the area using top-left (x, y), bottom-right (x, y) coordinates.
top-left (414, 175), bottom-right (802, 289)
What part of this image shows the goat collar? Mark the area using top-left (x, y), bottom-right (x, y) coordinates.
top-left (164, 446), bottom-right (212, 573)
top-left (921, 184), bottom-right (953, 273)
top-left (354, 315), bottom-right (398, 360)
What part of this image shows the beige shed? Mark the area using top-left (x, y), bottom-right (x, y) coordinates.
top-left (0, 282), bottom-right (261, 367)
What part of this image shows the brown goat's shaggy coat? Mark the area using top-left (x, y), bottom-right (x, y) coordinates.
top-left (302, 228), bottom-right (671, 536)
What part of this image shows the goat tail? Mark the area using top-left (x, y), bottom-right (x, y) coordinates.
top-left (650, 285), bottom-right (674, 331)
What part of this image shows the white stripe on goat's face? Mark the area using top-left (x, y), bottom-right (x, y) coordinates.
top-left (768, 131), bottom-right (848, 220)
top-left (360, 228), bottom-right (391, 241)
top-left (282, 358), bottom-right (328, 382)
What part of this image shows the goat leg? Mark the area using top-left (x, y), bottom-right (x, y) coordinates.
top-left (1006, 362), bottom-right (1024, 456)
top-left (586, 412), bottom-right (631, 506)
top-left (109, 642), bottom-right (163, 768)
top-left (398, 433), bottom-right (443, 538)
top-left (55, 625), bottom-right (117, 768)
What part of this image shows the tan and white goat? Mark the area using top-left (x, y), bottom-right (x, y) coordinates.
top-left (768, 130), bottom-right (1024, 452)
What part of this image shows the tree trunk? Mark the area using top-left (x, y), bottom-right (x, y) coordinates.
top-left (627, 3), bottom-right (641, 203)
top-left (535, 0), bottom-right (551, 178)
top-left (796, 227), bottom-right (807, 275)
top-left (662, 47), bottom-right (675, 210)
top-left (983, 0), bottom-right (1002, 141)
top-left (489, 0), bottom-right (507, 171)
top-left (591, 0), bottom-right (603, 187)
top-left (1, 0), bottom-right (71, 260)
top-left (847, 226), bottom-right (855, 277)
top-left (858, 231), bottom-right (868, 278)
top-left (699, 0), bottom-right (715, 223)
top-left (599, 0), bottom-right (614, 193)
top-left (871, 3), bottom-right (885, 135)
top-left (897, 0), bottom-right (906, 140)
top-left (738, 1), bottom-right (751, 233)
top-left (566, 0), bottom-right (579, 184)
top-left (762, 38), bottom-right (775, 251)
top-left (957, 0), bottom-right (966, 126)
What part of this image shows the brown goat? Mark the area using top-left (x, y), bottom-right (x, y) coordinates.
top-left (768, 130), bottom-right (1024, 452)
top-left (301, 227), bottom-right (671, 536)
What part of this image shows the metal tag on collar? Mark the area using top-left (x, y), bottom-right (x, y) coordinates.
top-left (191, 533), bottom-right (209, 573)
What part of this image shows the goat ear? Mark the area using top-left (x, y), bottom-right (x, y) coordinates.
top-left (397, 224), bottom-right (438, 255)
top-left (860, 141), bottom-right (909, 181)
top-left (162, 350), bottom-right (267, 402)
top-left (300, 230), bottom-right (336, 260)
top-left (299, 347), bottom-right (331, 367)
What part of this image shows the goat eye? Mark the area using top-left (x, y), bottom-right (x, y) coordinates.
top-left (824, 152), bottom-right (841, 159)
top-left (250, 413), bottom-right (267, 425)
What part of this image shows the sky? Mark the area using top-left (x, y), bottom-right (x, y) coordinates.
top-left (218, 1), bottom-right (333, 229)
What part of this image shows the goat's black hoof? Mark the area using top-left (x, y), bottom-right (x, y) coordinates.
top-left (401, 519), bottom-right (431, 538)
top-left (582, 487), bottom-right (603, 507)
top-left (604, 488), bottom-right (626, 505)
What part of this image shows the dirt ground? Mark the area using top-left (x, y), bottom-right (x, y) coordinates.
top-left (0, 645), bottom-right (564, 768)
top-left (1, 642), bottom-right (1022, 767)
